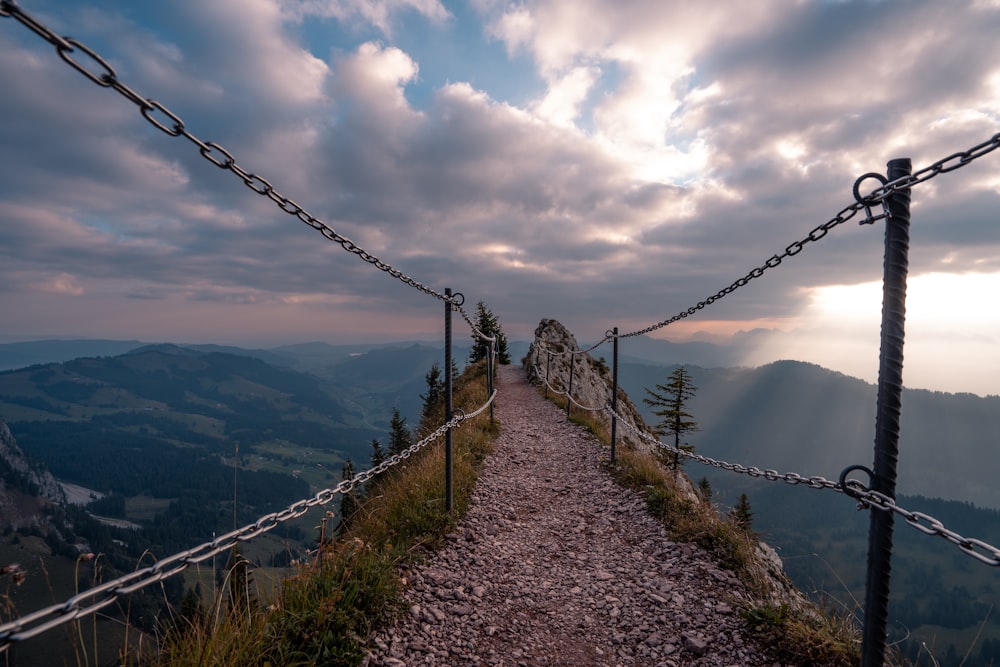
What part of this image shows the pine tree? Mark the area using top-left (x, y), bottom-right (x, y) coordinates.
top-left (643, 366), bottom-right (699, 469)
top-left (468, 301), bottom-right (511, 365)
top-left (388, 408), bottom-right (413, 456)
top-left (698, 477), bottom-right (712, 501)
top-left (731, 493), bottom-right (753, 530)
top-left (370, 438), bottom-right (386, 468)
top-left (338, 458), bottom-right (359, 535)
top-left (418, 363), bottom-right (445, 436)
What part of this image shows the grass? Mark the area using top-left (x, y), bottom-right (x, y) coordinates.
top-left (138, 360), bottom-right (498, 666)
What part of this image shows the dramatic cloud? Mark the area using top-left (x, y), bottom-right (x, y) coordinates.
top-left (1, 0), bottom-right (998, 392)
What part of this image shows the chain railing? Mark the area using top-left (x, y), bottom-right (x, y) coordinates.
top-left (609, 403), bottom-right (1000, 567)
top-left (534, 349), bottom-right (1000, 570)
top-left (532, 338), bottom-right (611, 358)
top-left (6, 1), bottom-right (1000, 660)
top-left (0, 391), bottom-right (495, 649)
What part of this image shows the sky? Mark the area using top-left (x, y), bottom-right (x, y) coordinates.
top-left (1, 0), bottom-right (999, 395)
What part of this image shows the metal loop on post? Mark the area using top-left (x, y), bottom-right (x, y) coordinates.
top-left (853, 172), bottom-right (890, 225)
top-left (839, 464), bottom-right (874, 500)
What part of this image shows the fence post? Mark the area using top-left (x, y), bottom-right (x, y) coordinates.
top-left (487, 338), bottom-right (495, 422)
top-left (566, 351), bottom-right (575, 417)
top-left (611, 328), bottom-right (619, 464)
top-left (545, 351), bottom-right (552, 398)
top-left (444, 287), bottom-right (454, 514)
top-left (861, 158), bottom-right (911, 667)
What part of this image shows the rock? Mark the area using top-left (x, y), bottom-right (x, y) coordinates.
top-left (682, 633), bottom-right (709, 656)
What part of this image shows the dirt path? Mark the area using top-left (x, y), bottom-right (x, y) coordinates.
top-left (365, 365), bottom-right (782, 667)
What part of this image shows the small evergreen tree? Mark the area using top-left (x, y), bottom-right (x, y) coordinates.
top-left (418, 363), bottom-right (445, 436)
top-left (388, 408), bottom-right (413, 456)
top-left (468, 301), bottom-right (511, 365)
top-left (698, 477), bottom-right (712, 502)
top-left (337, 458), bottom-right (359, 535)
top-left (731, 493), bottom-right (753, 530)
top-left (643, 366), bottom-right (699, 470)
top-left (370, 438), bottom-right (386, 468)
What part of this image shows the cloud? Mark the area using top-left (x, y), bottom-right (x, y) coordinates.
top-left (1, 0), bottom-right (999, 392)
top-left (279, 0), bottom-right (451, 36)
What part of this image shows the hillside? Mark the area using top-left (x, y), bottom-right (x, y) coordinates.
top-left (618, 359), bottom-right (1000, 509)
top-left (619, 358), bottom-right (1000, 666)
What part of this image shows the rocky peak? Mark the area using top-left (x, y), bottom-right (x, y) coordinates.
top-left (523, 319), bottom-right (649, 453)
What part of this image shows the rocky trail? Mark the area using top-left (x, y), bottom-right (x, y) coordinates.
top-left (365, 365), bottom-right (785, 667)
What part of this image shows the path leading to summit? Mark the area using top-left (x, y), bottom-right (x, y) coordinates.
top-left (366, 365), bottom-right (783, 667)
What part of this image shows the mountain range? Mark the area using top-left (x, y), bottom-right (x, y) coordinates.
top-left (2, 336), bottom-right (999, 665)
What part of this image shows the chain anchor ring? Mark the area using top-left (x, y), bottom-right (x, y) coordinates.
top-left (853, 172), bottom-right (890, 225)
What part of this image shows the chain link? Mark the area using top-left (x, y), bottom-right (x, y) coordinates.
top-left (0, 0), bottom-right (463, 310)
top-left (0, 401), bottom-right (487, 647)
top-left (618, 131), bottom-right (1000, 339)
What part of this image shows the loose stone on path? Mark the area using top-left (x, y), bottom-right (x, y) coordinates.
top-left (365, 365), bottom-right (782, 667)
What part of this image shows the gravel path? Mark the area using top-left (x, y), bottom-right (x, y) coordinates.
top-left (366, 365), bottom-right (783, 667)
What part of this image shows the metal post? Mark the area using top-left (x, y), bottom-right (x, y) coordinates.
top-left (611, 328), bottom-right (619, 464)
top-left (545, 351), bottom-right (552, 398)
top-left (444, 288), bottom-right (454, 514)
top-left (861, 158), bottom-right (911, 667)
top-left (487, 339), bottom-right (495, 422)
top-left (566, 352), bottom-right (575, 417)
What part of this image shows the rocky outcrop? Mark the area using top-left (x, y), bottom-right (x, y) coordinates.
top-left (0, 419), bottom-right (66, 529)
top-left (0, 419), bottom-right (64, 504)
top-left (523, 319), bottom-right (650, 454)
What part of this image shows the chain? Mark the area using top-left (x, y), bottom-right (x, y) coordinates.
top-left (532, 363), bottom-right (608, 413)
top-left (866, 132), bottom-right (1000, 203)
top-left (611, 408), bottom-right (1000, 566)
top-left (618, 130), bottom-right (1000, 339)
top-left (613, 411), bottom-right (842, 490)
top-left (0, 403), bottom-right (483, 647)
top-left (0, 0), bottom-right (463, 310)
top-left (849, 489), bottom-right (1000, 567)
top-left (618, 201), bottom-right (865, 338)
top-left (567, 392), bottom-right (607, 412)
top-left (533, 337), bottom-right (611, 359)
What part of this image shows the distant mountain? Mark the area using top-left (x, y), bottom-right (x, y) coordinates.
top-left (616, 356), bottom-right (1000, 666)
top-left (620, 358), bottom-right (1000, 509)
top-left (588, 334), bottom-right (745, 368)
top-left (0, 339), bottom-right (147, 371)
top-left (0, 346), bottom-right (377, 503)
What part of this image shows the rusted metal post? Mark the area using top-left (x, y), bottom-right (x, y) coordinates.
top-left (545, 351), bottom-right (552, 398)
top-left (566, 351), bottom-right (575, 417)
top-left (487, 339), bottom-right (495, 422)
top-left (611, 328), bottom-right (619, 464)
top-left (444, 287), bottom-right (454, 514)
top-left (861, 158), bottom-right (911, 667)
